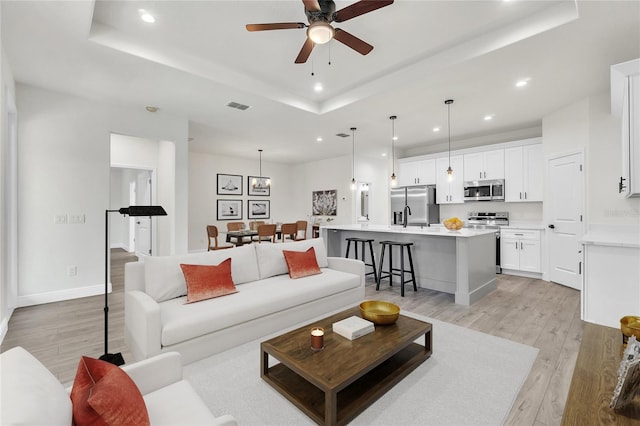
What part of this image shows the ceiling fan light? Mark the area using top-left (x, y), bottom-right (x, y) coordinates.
top-left (307, 22), bottom-right (334, 44)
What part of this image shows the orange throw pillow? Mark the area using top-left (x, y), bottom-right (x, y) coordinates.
top-left (283, 247), bottom-right (322, 279)
top-left (180, 258), bottom-right (238, 303)
top-left (70, 356), bottom-right (149, 426)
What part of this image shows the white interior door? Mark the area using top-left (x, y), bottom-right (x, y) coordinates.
top-left (546, 152), bottom-right (583, 290)
top-left (134, 171), bottom-right (152, 257)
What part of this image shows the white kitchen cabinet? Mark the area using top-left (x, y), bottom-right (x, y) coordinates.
top-left (501, 229), bottom-right (541, 273)
top-left (436, 155), bottom-right (464, 204)
top-left (398, 159), bottom-right (436, 186)
top-left (611, 59), bottom-right (640, 197)
top-left (463, 149), bottom-right (504, 181)
top-left (504, 144), bottom-right (543, 202)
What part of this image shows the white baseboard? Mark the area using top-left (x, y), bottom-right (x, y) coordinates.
top-left (110, 243), bottom-right (131, 251)
top-left (17, 283), bottom-right (113, 307)
top-left (501, 269), bottom-right (543, 280)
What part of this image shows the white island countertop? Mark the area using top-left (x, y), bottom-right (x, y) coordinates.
top-left (321, 223), bottom-right (497, 305)
top-left (321, 223), bottom-right (497, 238)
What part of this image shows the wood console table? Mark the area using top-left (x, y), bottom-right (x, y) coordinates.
top-left (562, 322), bottom-right (640, 425)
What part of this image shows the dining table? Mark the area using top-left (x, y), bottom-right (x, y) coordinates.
top-left (225, 229), bottom-right (257, 246)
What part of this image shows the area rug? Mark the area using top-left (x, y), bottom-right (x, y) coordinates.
top-left (184, 311), bottom-right (538, 425)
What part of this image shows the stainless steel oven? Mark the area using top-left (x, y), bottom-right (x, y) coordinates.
top-left (463, 179), bottom-right (505, 202)
top-left (466, 212), bottom-right (509, 273)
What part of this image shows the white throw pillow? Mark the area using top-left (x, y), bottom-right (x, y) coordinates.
top-left (144, 245), bottom-right (259, 302)
top-left (255, 238), bottom-right (328, 280)
top-left (0, 346), bottom-right (72, 426)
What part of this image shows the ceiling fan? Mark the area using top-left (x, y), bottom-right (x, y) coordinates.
top-left (246, 0), bottom-right (394, 64)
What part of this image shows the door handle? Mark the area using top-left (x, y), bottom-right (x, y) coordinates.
top-left (619, 176), bottom-right (627, 193)
top-left (548, 224), bottom-right (555, 229)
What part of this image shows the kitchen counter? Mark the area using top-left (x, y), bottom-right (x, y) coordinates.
top-left (321, 223), bottom-right (498, 237)
top-left (321, 224), bottom-right (497, 305)
top-left (502, 221), bottom-right (546, 230)
top-left (582, 224), bottom-right (640, 248)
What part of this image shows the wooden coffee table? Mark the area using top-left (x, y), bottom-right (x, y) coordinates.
top-left (260, 306), bottom-right (432, 425)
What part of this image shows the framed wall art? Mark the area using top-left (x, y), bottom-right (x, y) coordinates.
top-left (216, 199), bottom-right (242, 220)
top-left (312, 189), bottom-right (337, 216)
top-left (248, 199), bottom-right (270, 219)
top-left (248, 176), bottom-right (270, 196)
top-left (217, 174), bottom-right (242, 195)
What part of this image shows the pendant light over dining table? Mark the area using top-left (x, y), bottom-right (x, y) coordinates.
top-left (251, 149), bottom-right (270, 189)
top-left (390, 115), bottom-right (398, 187)
top-left (445, 99), bottom-right (454, 182)
top-left (350, 127), bottom-right (357, 191)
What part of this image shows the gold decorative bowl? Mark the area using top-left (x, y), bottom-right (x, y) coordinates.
top-left (359, 301), bottom-right (400, 325)
top-left (621, 316), bottom-right (640, 345)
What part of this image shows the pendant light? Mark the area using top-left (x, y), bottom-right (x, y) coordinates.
top-left (445, 99), bottom-right (454, 181)
top-left (350, 127), bottom-right (357, 191)
top-left (251, 149), bottom-right (270, 189)
top-left (390, 115), bottom-right (398, 187)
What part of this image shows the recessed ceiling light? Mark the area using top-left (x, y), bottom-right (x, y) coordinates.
top-left (392, 136), bottom-right (398, 141)
top-left (381, 152), bottom-right (387, 157)
top-left (314, 83), bottom-right (323, 92)
top-left (484, 114), bottom-right (494, 121)
top-left (515, 78), bottom-right (530, 88)
top-left (139, 9), bottom-right (155, 23)
top-left (433, 127), bottom-right (441, 132)
top-left (316, 137), bottom-right (323, 142)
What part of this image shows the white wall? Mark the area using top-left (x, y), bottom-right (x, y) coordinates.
top-left (110, 134), bottom-right (176, 256)
top-left (543, 92), bottom-right (640, 226)
top-left (1, 23), bottom-right (18, 341)
top-left (188, 151), bottom-right (391, 251)
top-left (188, 152), bottom-right (294, 251)
top-left (440, 202), bottom-right (543, 223)
top-left (16, 84), bottom-right (189, 306)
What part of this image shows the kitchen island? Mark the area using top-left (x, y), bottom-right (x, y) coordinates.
top-left (321, 224), bottom-right (497, 305)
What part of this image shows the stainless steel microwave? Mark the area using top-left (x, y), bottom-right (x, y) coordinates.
top-left (463, 179), bottom-right (505, 201)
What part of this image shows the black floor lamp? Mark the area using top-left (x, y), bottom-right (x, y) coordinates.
top-left (100, 205), bottom-right (167, 366)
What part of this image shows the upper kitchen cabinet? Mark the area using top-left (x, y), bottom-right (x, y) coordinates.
top-left (398, 159), bottom-right (436, 186)
top-left (463, 149), bottom-right (504, 181)
top-left (505, 144), bottom-right (543, 202)
top-left (436, 155), bottom-right (464, 204)
top-left (611, 59), bottom-right (640, 197)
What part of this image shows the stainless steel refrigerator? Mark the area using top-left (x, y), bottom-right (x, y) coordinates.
top-left (390, 185), bottom-right (440, 226)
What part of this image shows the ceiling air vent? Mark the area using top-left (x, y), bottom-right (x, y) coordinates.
top-left (226, 101), bottom-right (251, 111)
top-left (336, 133), bottom-right (350, 138)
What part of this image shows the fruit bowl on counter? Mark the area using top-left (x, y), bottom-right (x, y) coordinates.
top-left (443, 217), bottom-right (464, 231)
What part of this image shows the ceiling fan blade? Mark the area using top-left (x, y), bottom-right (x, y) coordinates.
top-left (295, 38), bottom-right (316, 63)
top-left (333, 0), bottom-right (394, 23)
top-left (302, 0), bottom-right (321, 12)
top-left (333, 28), bottom-right (373, 55)
top-left (246, 23), bottom-right (306, 32)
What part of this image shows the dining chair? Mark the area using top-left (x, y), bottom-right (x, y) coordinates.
top-left (226, 221), bottom-right (248, 246)
top-left (280, 223), bottom-right (298, 243)
top-left (207, 225), bottom-right (234, 250)
top-left (295, 220), bottom-right (308, 240)
top-left (254, 224), bottom-right (277, 243)
top-left (249, 220), bottom-right (265, 231)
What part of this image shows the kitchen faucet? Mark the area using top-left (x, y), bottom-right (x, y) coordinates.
top-left (403, 205), bottom-right (412, 228)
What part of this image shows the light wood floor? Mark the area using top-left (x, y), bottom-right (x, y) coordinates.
top-left (1, 249), bottom-right (582, 426)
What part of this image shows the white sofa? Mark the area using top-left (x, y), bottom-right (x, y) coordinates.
top-left (0, 346), bottom-right (237, 426)
top-left (125, 238), bottom-right (365, 363)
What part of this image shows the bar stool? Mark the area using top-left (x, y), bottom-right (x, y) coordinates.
top-left (376, 241), bottom-right (417, 297)
top-left (345, 237), bottom-right (378, 282)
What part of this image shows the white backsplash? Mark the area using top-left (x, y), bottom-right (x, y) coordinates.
top-left (439, 202), bottom-right (543, 222)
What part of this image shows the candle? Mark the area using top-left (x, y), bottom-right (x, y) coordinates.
top-left (311, 327), bottom-right (324, 351)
